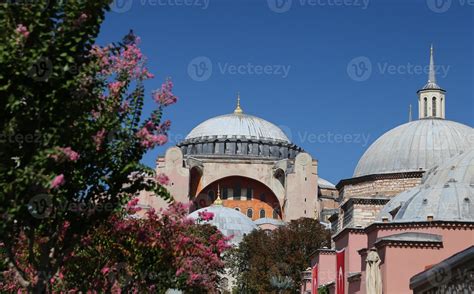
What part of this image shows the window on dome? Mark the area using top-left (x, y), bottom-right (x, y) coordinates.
top-left (208, 190), bottom-right (215, 202)
top-left (246, 187), bottom-right (253, 200)
top-left (247, 208), bottom-right (253, 218)
top-left (432, 97), bottom-right (437, 116)
top-left (248, 144), bottom-right (252, 154)
top-left (259, 209), bottom-right (266, 218)
top-left (236, 141), bottom-right (242, 154)
top-left (424, 97), bottom-right (428, 117)
top-left (273, 209), bottom-right (279, 219)
top-left (222, 187), bottom-right (228, 200)
top-left (234, 183), bottom-right (241, 200)
top-left (235, 207), bottom-right (240, 212)
top-left (260, 193), bottom-right (266, 202)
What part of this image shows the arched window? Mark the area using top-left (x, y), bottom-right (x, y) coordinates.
top-left (246, 187), bottom-right (253, 200)
top-left (259, 209), bottom-right (266, 218)
top-left (235, 207), bottom-right (240, 212)
top-left (247, 208), bottom-right (253, 218)
top-left (432, 97), bottom-right (437, 117)
top-left (208, 190), bottom-right (215, 202)
top-left (236, 140), bottom-right (242, 154)
top-left (441, 98), bottom-right (444, 116)
top-left (273, 209), bottom-right (279, 219)
top-left (222, 187), bottom-right (228, 200)
top-left (424, 97), bottom-right (428, 117)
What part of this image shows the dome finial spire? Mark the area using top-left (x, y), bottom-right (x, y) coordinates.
top-left (214, 184), bottom-right (223, 206)
top-left (234, 92), bottom-right (243, 114)
top-left (428, 44), bottom-right (436, 84)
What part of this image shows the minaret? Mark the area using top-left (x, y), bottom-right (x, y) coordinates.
top-left (417, 45), bottom-right (446, 119)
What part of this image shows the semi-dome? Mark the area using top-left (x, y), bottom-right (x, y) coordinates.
top-left (354, 119), bottom-right (473, 177)
top-left (189, 205), bottom-right (257, 245)
top-left (378, 149), bottom-right (474, 222)
top-left (185, 113), bottom-right (290, 143)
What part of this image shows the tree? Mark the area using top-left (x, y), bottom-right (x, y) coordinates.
top-left (0, 1), bottom-right (176, 291)
top-left (1, 201), bottom-right (231, 292)
top-left (229, 218), bottom-right (331, 293)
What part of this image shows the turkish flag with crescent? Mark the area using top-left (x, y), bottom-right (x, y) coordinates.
top-left (336, 249), bottom-right (345, 294)
top-left (311, 264), bottom-right (318, 294)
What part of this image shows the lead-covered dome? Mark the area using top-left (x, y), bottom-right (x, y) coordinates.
top-left (185, 113), bottom-right (290, 143)
top-left (378, 149), bottom-right (474, 222)
top-left (189, 205), bottom-right (257, 245)
top-left (354, 119), bottom-right (473, 177)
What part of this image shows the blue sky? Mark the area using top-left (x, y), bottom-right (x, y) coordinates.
top-left (97, 0), bottom-right (473, 184)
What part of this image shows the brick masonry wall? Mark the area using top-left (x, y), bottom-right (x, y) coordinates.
top-left (341, 177), bottom-right (422, 198)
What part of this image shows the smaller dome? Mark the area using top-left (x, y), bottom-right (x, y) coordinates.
top-left (254, 218), bottom-right (285, 227)
top-left (378, 149), bottom-right (474, 223)
top-left (185, 113), bottom-right (290, 143)
top-left (354, 119), bottom-right (473, 177)
top-left (189, 206), bottom-right (257, 245)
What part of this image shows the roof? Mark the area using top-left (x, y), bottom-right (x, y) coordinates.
top-left (185, 112), bottom-right (290, 143)
top-left (378, 149), bottom-right (474, 223)
top-left (189, 206), bottom-right (257, 245)
top-left (375, 232), bottom-right (442, 244)
top-left (354, 119), bottom-right (473, 177)
top-left (318, 177), bottom-right (336, 189)
top-left (254, 218), bottom-right (285, 227)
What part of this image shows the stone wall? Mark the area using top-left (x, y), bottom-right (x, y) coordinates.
top-left (340, 176), bottom-right (422, 199)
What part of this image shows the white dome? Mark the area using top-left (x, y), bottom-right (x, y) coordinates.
top-left (378, 149), bottom-right (474, 222)
top-left (185, 113), bottom-right (290, 143)
top-left (354, 119), bottom-right (473, 177)
top-left (189, 206), bottom-right (257, 245)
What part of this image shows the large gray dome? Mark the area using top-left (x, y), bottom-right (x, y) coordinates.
top-left (185, 113), bottom-right (290, 143)
top-left (189, 205), bottom-right (257, 245)
top-left (378, 149), bottom-right (474, 223)
top-left (354, 119), bottom-right (473, 177)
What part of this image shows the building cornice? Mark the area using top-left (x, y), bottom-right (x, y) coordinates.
top-left (365, 220), bottom-right (474, 234)
top-left (336, 171), bottom-right (424, 190)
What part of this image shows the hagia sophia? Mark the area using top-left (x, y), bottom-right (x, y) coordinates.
top-left (138, 46), bottom-right (473, 293)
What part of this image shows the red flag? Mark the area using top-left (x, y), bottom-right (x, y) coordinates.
top-left (311, 264), bottom-right (318, 294)
top-left (336, 249), bottom-right (345, 294)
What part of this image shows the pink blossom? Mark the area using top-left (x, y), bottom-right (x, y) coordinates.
top-left (15, 24), bottom-right (29, 39)
top-left (100, 267), bottom-right (110, 275)
top-left (50, 174), bottom-right (65, 189)
top-left (51, 147), bottom-right (80, 162)
top-left (156, 173), bottom-right (170, 186)
top-left (108, 81), bottom-right (123, 97)
top-left (93, 129), bottom-right (106, 151)
top-left (153, 80), bottom-right (178, 107)
top-left (198, 210), bottom-right (214, 221)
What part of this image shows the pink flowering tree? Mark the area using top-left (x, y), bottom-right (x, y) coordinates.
top-left (0, 1), bottom-right (182, 292)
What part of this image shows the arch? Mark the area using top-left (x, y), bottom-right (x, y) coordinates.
top-left (432, 97), bottom-right (437, 117)
top-left (247, 208), bottom-right (253, 218)
top-left (259, 209), bottom-right (266, 218)
top-left (424, 97), bottom-right (428, 117)
top-left (192, 175), bottom-right (283, 220)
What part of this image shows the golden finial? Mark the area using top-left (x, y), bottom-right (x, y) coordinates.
top-left (234, 92), bottom-right (243, 114)
top-left (214, 184), bottom-right (223, 206)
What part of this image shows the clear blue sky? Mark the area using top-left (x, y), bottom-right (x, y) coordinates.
top-left (97, 0), bottom-right (473, 184)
